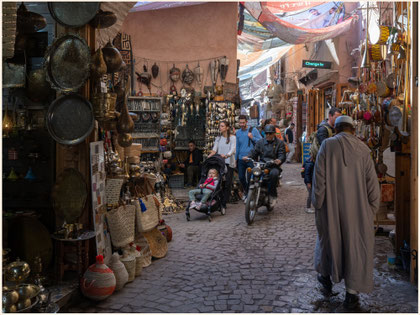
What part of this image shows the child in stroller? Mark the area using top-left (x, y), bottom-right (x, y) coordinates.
top-left (185, 154), bottom-right (226, 222)
top-left (188, 168), bottom-right (219, 210)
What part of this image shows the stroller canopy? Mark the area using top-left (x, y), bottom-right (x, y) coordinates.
top-left (201, 154), bottom-right (226, 178)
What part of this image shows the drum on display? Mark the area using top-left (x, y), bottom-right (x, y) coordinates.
top-left (369, 25), bottom-right (391, 45)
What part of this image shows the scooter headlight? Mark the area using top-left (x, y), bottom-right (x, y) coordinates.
top-left (252, 167), bottom-right (262, 177)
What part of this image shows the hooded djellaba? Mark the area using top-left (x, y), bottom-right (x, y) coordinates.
top-left (311, 115), bottom-right (380, 297)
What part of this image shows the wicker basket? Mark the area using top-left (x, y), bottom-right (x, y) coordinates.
top-left (135, 234), bottom-right (152, 267)
top-left (130, 246), bottom-right (143, 277)
top-left (109, 253), bottom-right (128, 291)
top-left (106, 205), bottom-right (136, 248)
top-left (125, 143), bottom-right (142, 157)
top-left (134, 195), bottom-right (159, 233)
top-left (142, 228), bottom-right (168, 259)
top-left (120, 251), bottom-right (136, 282)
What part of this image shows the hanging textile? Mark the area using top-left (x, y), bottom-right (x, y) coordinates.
top-left (243, 2), bottom-right (358, 44)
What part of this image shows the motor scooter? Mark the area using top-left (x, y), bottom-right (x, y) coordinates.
top-left (244, 158), bottom-right (279, 225)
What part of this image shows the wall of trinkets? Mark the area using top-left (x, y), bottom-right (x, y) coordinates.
top-left (337, 2), bottom-right (413, 255)
top-left (1, 3), bottom-right (185, 312)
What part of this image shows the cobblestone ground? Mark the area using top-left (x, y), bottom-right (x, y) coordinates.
top-left (69, 163), bottom-right (418, 313)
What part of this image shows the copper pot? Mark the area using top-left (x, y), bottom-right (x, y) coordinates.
top-left (17, 3), bottom-right (47, 34)
top-left (26, 69), bottom-right (51, 102)
top-left (91, 48), bottom-right (107, 78)
top-left (117, 97), bottom-right (134, 134)
top-left (89, 9), bottom-right (117, 29)
top-left (117, 133), bottom-right (133, 147)
top-left (2, 288), bottom-right (19, 306)
top-left (101, 41), bottom-right (123, 74)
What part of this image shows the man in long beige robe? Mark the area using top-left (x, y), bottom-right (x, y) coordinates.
top-left (311, 115), bottom-right (380, 310)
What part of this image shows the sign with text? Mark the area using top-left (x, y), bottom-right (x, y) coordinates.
top-left (302, 60), bottom-right (332, 69)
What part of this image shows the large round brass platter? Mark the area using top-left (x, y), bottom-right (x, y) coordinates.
top-left (46, 94), bottom-right (94, 145)
top-left (44, 34), bottom-right (91, 93)
top-left (52, 168), bottom-right (88, 223)
top-left (48, 2), bottom-right (100, 28)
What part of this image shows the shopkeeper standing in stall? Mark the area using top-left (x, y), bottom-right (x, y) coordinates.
top-left (180, 140), bottom-right (203, 187)
top-left (208, 121), bottom-right (236, 213)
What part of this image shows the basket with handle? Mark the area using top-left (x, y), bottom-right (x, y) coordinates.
top-left (134, 193), bottom-right (160, 233)
top-left (106, 205), bottom-right (136, 248)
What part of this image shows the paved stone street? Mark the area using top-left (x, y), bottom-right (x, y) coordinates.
top-left (69, 163), bottom-right (418, 313)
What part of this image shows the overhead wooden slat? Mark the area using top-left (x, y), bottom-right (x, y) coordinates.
top-left (95, 2), bottom-right (135, 47)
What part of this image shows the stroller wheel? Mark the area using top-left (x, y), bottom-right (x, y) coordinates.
top-left (220, 207), bottom-right (226, 215)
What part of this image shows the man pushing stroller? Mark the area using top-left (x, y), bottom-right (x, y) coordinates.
top-left (188, 168), bottom-right (219, 210)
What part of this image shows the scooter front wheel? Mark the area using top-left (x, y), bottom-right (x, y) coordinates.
top-left (245, 189), bottom-right (257, 225)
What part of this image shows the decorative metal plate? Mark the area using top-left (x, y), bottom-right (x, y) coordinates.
top-left (52, 168), bottom-right (88, 223)
top-left (44, 34), bottom-right (91, 93)
top-left (46, 94), bottom-right (94, 145)
top-left (48, 2), bottom-right (100, 28)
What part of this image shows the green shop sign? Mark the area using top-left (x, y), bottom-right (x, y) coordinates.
top-left (302, 60), bottom-right (332, 69)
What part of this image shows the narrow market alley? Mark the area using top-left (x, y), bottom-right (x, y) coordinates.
top-left (67, 163), bottom-right (418, 313)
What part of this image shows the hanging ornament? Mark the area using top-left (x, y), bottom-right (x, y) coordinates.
top-left (182, 64), bottom-right (194, 85)
top-left (169, 64), bottom-right (181, 82)
top-left (135, 65), bottom-right (152, 94)
top-left (3, 104), bottom-right (13, 138)
top-left (209, 59), bottom-right (219, 88)
top-left (219, 56), bottom-right (229, 83)
top-left (151, 62), bottom-right (159, 79)
top-left (194, 61), bottom-right (204, 86)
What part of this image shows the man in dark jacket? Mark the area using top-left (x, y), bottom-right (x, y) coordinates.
top-left (180, 140), bottom-right (203, 187)
top-left (243, 125), bottom-right (286, 206)
top-left (316, 107), bottom-right (342, 145)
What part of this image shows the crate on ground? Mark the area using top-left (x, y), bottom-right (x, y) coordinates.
top-left (168, 174), bottom-right (184, 188)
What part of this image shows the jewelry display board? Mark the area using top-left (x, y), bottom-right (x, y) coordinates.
top-left (128, 96), bottom-right (162, 152)
top-left (89, 141), bottom-right (112, 264)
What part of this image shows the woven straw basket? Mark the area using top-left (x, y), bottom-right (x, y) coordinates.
top-left (106, 205), bottom-right (136, 248)
top-left (120, 251), bottom-right (136, 282)
top-left (135, 195), bottom-right (159, 233)
top-left (142, 227), bottom-right (168, 259)
top-left (135, 233), bottom-right (152, 267)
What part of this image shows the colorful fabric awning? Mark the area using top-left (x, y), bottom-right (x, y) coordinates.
top-left (243, 2), bottom-right (358, 44)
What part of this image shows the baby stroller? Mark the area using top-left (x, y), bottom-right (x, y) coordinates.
top-left (185, 154), bottom-right (226, 222)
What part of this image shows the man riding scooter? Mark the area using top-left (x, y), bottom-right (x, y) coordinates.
top-left (243, 125), bottom-right (286, 208)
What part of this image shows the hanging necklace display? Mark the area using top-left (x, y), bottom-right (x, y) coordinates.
top-left (182, 64), bottom-right (194, 86)
top-left (219, 56), bottom-right (229, 85)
